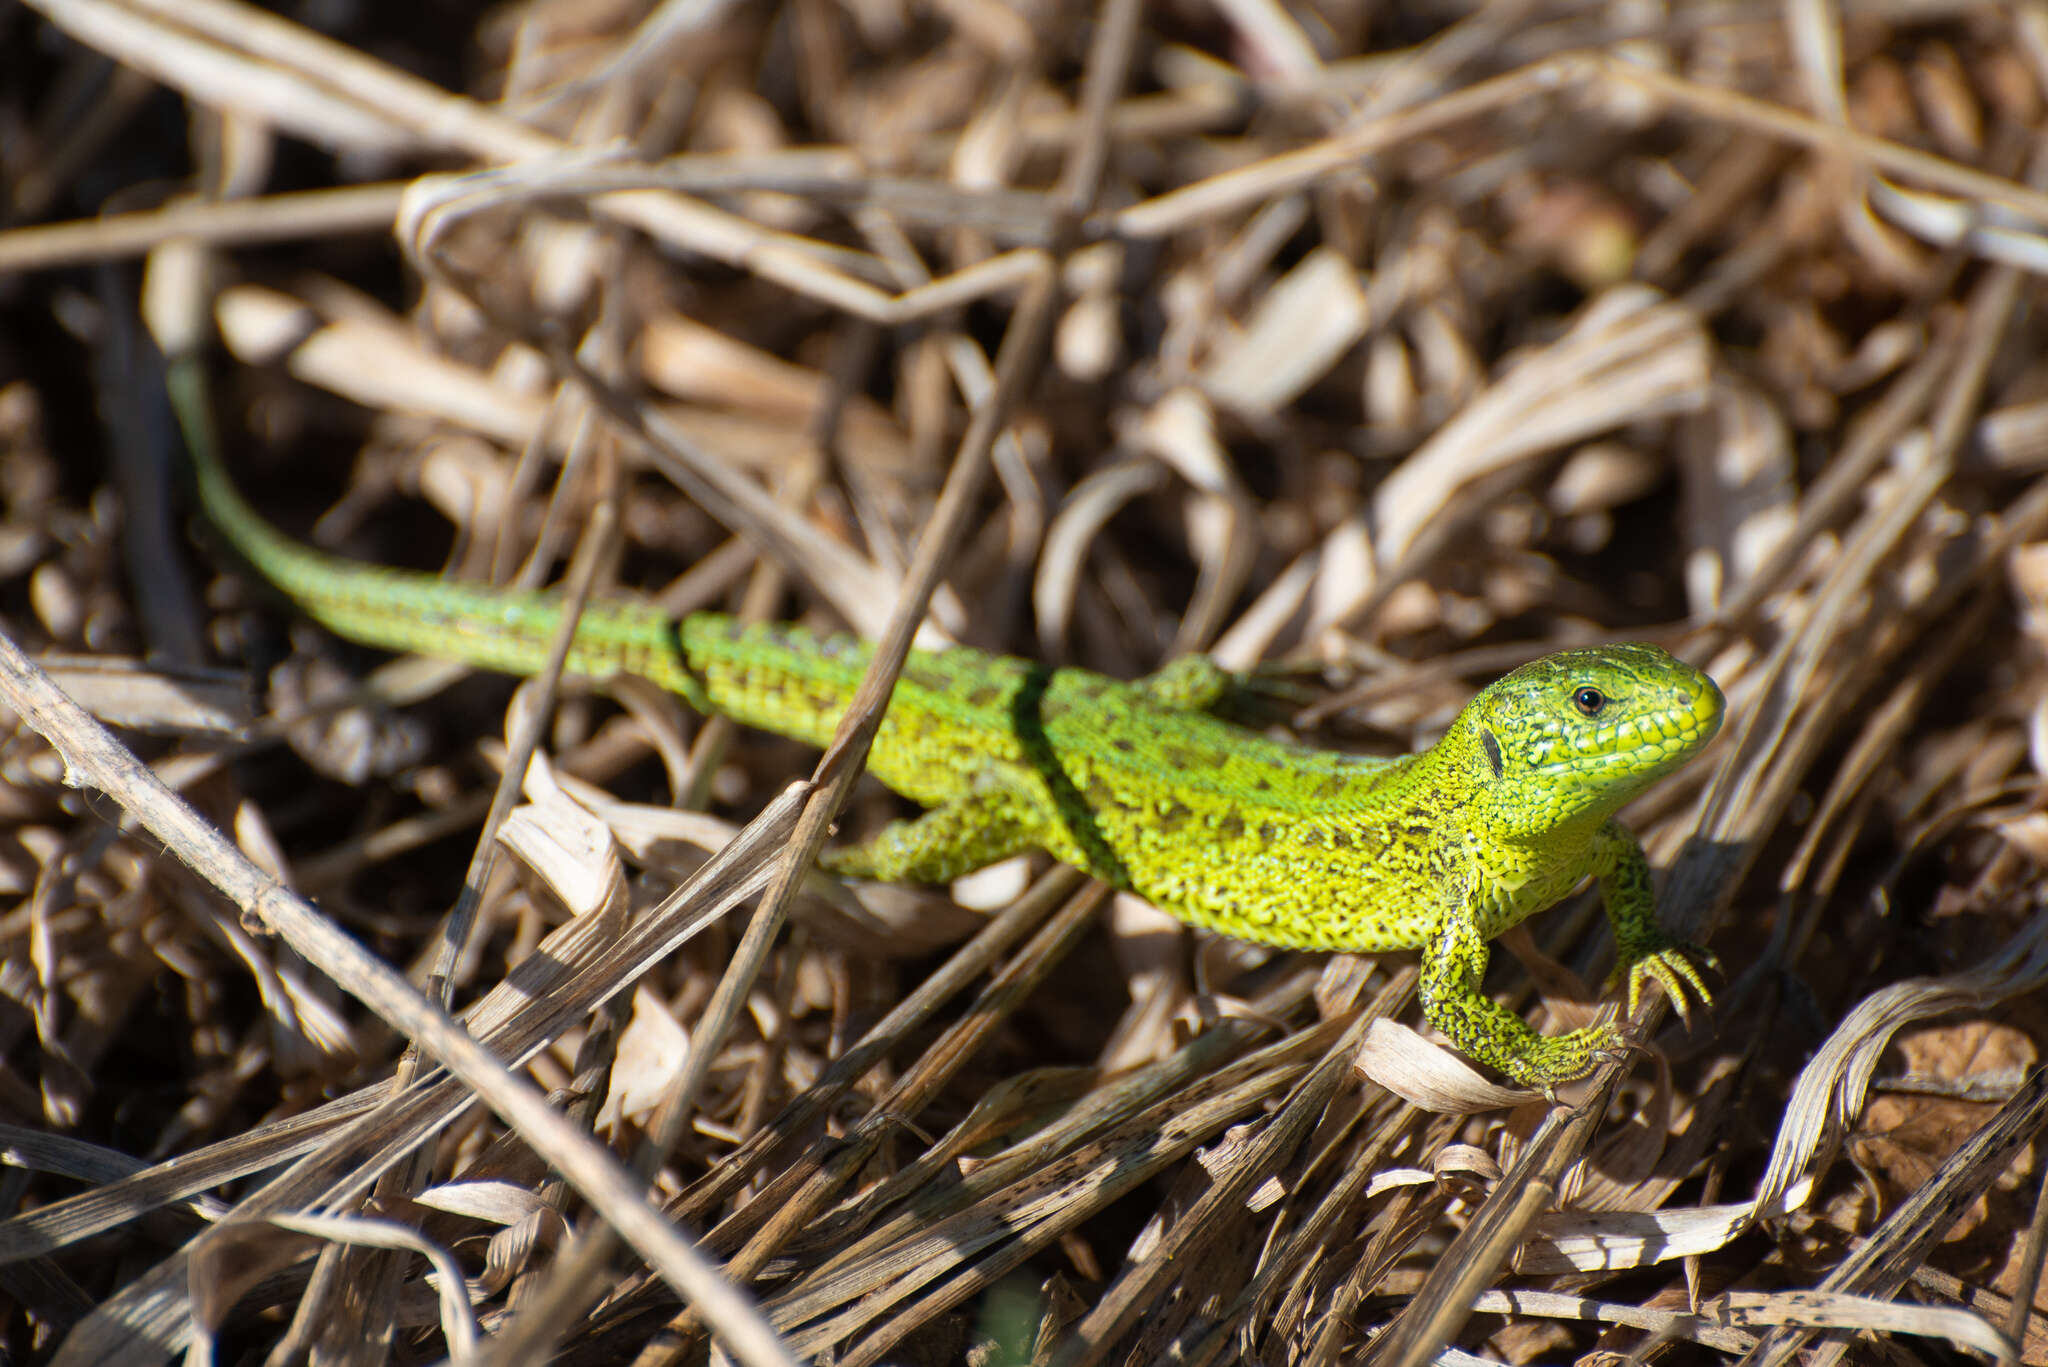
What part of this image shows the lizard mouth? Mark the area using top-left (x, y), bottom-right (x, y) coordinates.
top-left (1620, 675), bottom-right (1725, 775)
top-left (1529, 667), bottom-right (1725, 781)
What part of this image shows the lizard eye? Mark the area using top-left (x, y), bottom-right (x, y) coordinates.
top-left (1572, 686), bottom-right (1607, 717)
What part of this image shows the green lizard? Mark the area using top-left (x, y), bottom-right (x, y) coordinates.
top-left (183, 436), bottom-right (1723, 1088)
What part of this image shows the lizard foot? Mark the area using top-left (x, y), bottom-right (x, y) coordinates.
top-left (1503, 1023), bottom-right (1628, 1092)
top-left (1610, 939), bottom-right (1719, 1026)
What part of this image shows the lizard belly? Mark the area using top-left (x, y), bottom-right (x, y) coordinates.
top-left (1030, 771), bottom-right (1452, 954)
top-left (1122, 836), bottom-right (1450, 952)
top-left (1009, 703), bottom-right (1443, 953)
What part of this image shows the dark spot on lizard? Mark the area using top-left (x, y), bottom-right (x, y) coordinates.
top-left (1257, 823), bottom-right (1276, 846)
top-left (1330, 829), bottom-right (1351, 849)
top-left (1299, 828), bottom-right (1323, 848)
top-left (1217, 813), bottom-right (1244, 841)
top-left (1479, 727), bottom-right (1504, 780)
top-left (967, 685), bottom-right (1000, 708)
top-left (1111, 737), bottom-right (1135, 752)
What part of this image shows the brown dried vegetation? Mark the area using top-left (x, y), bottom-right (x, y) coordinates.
top-left (4, 1), bottom-right (2048, 1363)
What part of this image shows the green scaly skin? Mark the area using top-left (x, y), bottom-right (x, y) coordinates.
top-left (187, 437), bottom-right (1725, 1087)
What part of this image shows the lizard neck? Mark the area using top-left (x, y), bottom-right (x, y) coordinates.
top-left (1423, 713), bottom-right (1618, 846)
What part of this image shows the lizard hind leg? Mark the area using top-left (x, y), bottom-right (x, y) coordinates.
top-left (1139, 654), bottom-right (1313, 720)
top-left (819, 771), bottom-right (1043, 885)
top-left (1136, 655), bottom-right (1234, 710)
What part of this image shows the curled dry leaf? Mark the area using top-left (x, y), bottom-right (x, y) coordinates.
top-left (1353, 1018), bottom-right (1539, 1115)
top-left (1432, 1143), bottom-right (1502, 1185)
top-left (413, 1177), bottom-right (552, 1225)
top-left (1519, 1201), bottom-right (1755, 1276)
top-left (1750, 920), bottom-right (2048, 1223)
top-left (598, 987), bottom-right (691, 1130)
top-left (496, 751), bottom-right (625, 922)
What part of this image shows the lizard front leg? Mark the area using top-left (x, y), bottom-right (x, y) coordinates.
top-left (1419, 899), bottom-right (1621, 1089)
top-left (1588, 819), bottom-right (1716, 1023)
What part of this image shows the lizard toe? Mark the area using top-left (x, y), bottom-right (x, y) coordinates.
top-left (1510, 1024), bottom-right (1623, 1089)
top-left (1616, 940), bottom-right (1717, 1022)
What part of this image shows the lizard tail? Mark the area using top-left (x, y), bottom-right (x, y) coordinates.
top-left (170, 354), bottom-right (717, 713)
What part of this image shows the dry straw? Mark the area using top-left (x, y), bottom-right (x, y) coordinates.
top-left (6, 0), bottom-right (2048, 1363)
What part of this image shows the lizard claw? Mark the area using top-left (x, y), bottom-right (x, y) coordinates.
top-left (1509, 1023), bottom-right (1628, 1091)
top-left (1612, 940), bottom-right (1718, 1025)
top-left (1536, 1024), bottom-right (1655, 1098)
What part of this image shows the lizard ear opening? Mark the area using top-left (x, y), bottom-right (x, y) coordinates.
top-left (1479, 727), bottom-right (1504, 780)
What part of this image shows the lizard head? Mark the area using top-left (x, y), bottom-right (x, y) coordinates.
top-left (1454, 643), bottom-right (1724, 837)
